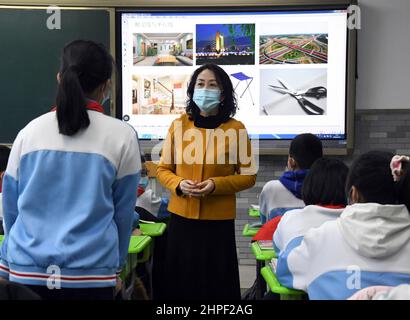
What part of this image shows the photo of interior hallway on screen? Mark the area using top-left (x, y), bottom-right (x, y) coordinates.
top-left (131, 73), bottom-right (191, 115)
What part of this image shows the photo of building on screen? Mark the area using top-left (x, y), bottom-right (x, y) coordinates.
top-left (196, 24), bottom-right (255, 65)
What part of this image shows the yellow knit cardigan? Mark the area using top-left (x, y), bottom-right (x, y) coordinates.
top-left (157, 114), bottom-right (257, 220)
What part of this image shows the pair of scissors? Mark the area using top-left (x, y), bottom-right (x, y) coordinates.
top-left (269, 78), bottom-right (326, 115)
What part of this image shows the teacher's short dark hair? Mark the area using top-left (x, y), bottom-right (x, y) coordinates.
top-left (302, 157), bottom-right (348, 206)
top-left (186, 63), bottom-right (237, 122)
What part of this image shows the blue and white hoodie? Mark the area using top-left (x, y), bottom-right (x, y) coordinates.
top-left (273, 205), bottom-right (344, 253)
top-left (259, 171), bottom-right (306, 224)
top-left (0, 103), bottom-right (141, 288)
top-left (277, 203), bottom-right (410, 300)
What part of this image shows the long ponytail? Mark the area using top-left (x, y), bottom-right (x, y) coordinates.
top-left (55, 40), bottom-right (113, 136)
top-left (56, 65), bottom-right (89, 136)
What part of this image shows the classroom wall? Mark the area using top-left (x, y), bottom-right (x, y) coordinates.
top-left (356, 0), bottom-right (410, 109)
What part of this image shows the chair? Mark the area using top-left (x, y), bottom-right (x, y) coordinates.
top-left (230, 72), bottom-right (254, 106)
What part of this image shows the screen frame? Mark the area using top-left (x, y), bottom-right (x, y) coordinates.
top-left (115, 2), bottom-right (357, 155)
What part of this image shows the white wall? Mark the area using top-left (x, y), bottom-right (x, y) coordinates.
top-left (181, 34), bottom-right (193, 53)
top-left (356, 0), bottom-right (410, 109)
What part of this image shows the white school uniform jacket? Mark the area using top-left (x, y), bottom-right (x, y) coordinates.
top-left (259, 180), bottom-right (305, 224)
top-left (0, 193), bottom-right (2, 219)
top-left (0, 103), bottom-right (141, 288)
top-left (273, 205), bottom-right (344, 253)
top-left (277, 203), bottom-right (410, 300)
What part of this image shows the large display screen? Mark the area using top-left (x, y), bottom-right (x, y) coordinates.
top-left (119, 8), bottom-right (348, 140)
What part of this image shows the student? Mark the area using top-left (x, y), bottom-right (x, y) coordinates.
top-left (258, 133), bottom-right (323, 224)
top-left (274, 158), bottom-right (348, 254)
top-left (278, 151), bottom-right (410, 300)
top-left (0, 40), bottom-right (141, 300)
top-left (0, 145), bottom-right (11, 234)
top-left (157, 63), bottom-right (256, 300)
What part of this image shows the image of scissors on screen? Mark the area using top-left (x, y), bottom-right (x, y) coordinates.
top-left (269, 78), bottom-right (326, 116)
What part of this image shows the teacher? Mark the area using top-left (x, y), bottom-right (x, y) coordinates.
top-left (157, 63), bottom-right (257, 300)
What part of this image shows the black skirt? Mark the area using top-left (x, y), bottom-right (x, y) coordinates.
top-left (161, 213), bottom-right (241, 301)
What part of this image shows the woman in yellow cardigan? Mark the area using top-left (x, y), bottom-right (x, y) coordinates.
top-left (157, 63), bottom-right (257, 300)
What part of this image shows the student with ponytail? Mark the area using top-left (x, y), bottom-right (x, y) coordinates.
top-left (0, 40), bottom-right (142, 300)
top-left (278, 151), bottom-right (410, 300)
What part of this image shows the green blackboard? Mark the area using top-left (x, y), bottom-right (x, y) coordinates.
top-left (0, 8), bottom-right (110, 144)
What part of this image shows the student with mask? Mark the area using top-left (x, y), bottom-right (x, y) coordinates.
top-left (278, 151), bottom-right (410, 300)
top-left (157, 63), bottom-right (257, 300)
top-left (0, 40), bottom-right (142, 300)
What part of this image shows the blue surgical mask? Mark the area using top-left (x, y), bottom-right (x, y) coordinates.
top-left (193, 88), bottom-right (221, 113)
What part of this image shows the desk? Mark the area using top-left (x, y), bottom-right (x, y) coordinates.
top-left (248, 208), bottom-right (260, 218)
top-left (251, 241), bottom-right (276, 299)
top-left (242, 223), bottom-right (260, 237)
top-left (121, 235), bottom-right (152, 300)
top-left (137, 222), bottom-right (167, 298)
top-left (140, 222), bottom-right (166, 238)
top-left (261, 266), bottom-right (306, 300)
top-left (251, 241), bottom-right (276, 261)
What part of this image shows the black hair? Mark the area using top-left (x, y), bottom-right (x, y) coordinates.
top-left (186, 63), bottom-right (237, 122)
top-left (346, 151), bottom-right (397, 205)
top-left (56, 40), bottom-right (114, 136)
top-left (289, 133), bottom-right (323, 170)
top-left (302, 157), bottom-right (348, 206)
top-left (0, 145), bottom-right (11, 172)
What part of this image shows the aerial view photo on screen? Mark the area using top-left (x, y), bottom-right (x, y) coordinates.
top-left (196, 24), bottom-right (255, 65)
top-left (260, 34), bottom-right (328, 64)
